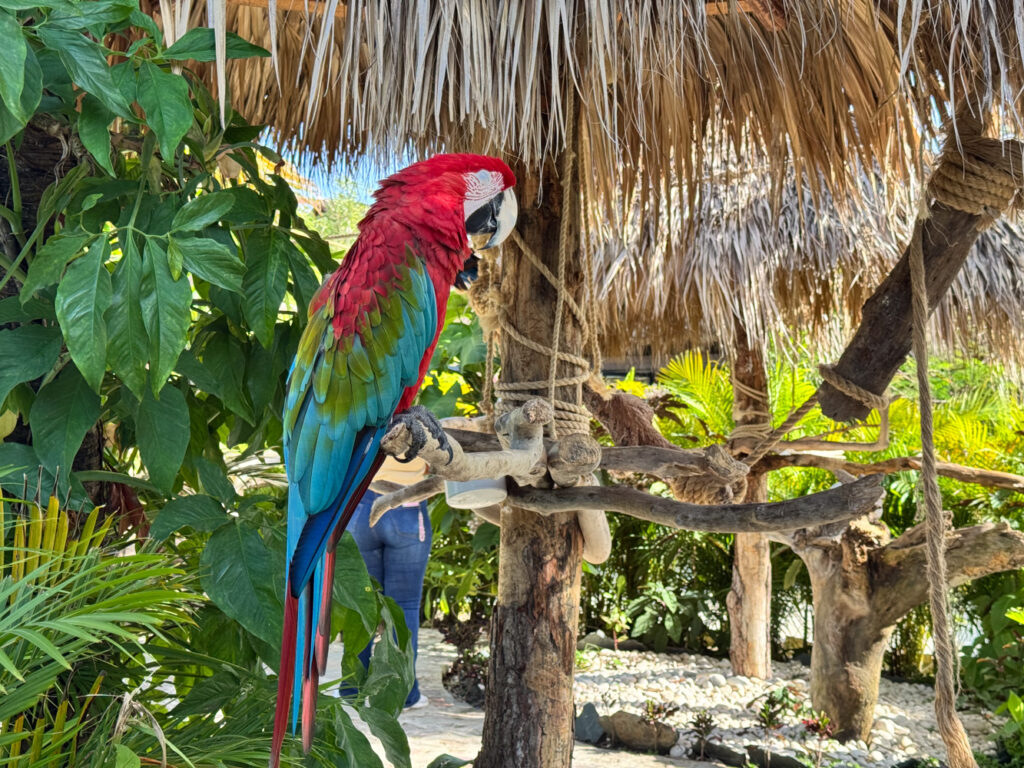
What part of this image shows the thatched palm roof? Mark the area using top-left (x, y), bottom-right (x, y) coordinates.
top-left (597, 161), bottom-right (1024, 373)
top-left (153, 0), bottom-right (1024, 372)
top-left (161, 1), bottom-right (1024, 218)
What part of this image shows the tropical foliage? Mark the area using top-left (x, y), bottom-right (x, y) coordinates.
top-left (0, 4), bottom-right (416, 765)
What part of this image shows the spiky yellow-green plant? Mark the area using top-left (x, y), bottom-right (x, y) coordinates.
top-left (0, 495), bottom-right (195, 766)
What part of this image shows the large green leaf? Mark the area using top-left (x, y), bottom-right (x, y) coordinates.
top-left (334, 706), bottom-right (384, 768)
top-left (333, 533), bottom-right (378, 636)
top-left (200, 521), bottom-right (282, 648)
top-left (150, 494), bottom-right (227, 540)
top-left (113, 744), bottom-right (140, 768)
top-left (50, 0), bottom-right (135, 26)
top-left (197, 333), bottom-right (255, 423)
top-left (136, 384), bottom-right (189, 492)
top-left (37, 27), bottom-right (130, 117)
top-left (136, 60), bottom-right (192, 160)
top-left (358, 706), bottom-right (411, 768)
top-left (55, 237), bottom-right (111, 392)
top-left (77, 94), bottom-right (115, 175)
top-left (162, 28), bottom-right (270, 62)
top-left (105, 239), bottom-right (149, 399)
top-left (0, 43), bottom-right (40, 144)
top-left (175, 235), bottom-right (244, 292)
top-left (29, 364), bottom-right (100, 477)
top-left (0, 324), bottom-right (62, 406)
top-left (23, 230), bottom-right (93, 300)
top-left (362, 602), bottom-right (414, 714)
top-left (171, 193), bottom-right (235, 233)
top-left (242, 228), bottom-right (289, 347)
top-left (139, 239), bottom-right (191, 395)
top-left (0, 9), bottom-right (27, 121)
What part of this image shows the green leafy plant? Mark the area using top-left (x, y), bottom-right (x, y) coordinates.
top-left (0, 487), bottom-right (197, 765)
top-left (690, 709), bottom-right (716, 760)
top-left (801, 710), bottom-right (836, 768)
top-left (0, 0), bottom-right (333, 507)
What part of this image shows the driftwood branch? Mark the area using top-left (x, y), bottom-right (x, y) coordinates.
top-left (760, 452), bottom-right (1024, 492)
top-left (510, 475), bottom-right (883, 533)
top-left (381, 400), bottom-right (550, 485)
top-left (369, 477), bottom-right (444, 526)
top-left (874, 522), bottom-right (1024, 626)
top-left (445, 429), bottom-right (749, 486)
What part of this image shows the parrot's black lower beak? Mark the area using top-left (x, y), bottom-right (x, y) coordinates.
top-left (454, 253), bottom-right (480, 291)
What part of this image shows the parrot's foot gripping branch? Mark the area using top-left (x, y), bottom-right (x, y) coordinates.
top-left (388, 406), bottom-right (454, 463)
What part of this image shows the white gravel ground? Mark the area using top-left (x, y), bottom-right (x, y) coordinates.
top-left (573, 642), bottom-right (1002, 766)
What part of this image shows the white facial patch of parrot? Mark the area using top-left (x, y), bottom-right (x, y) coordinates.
top-left (463, 169), bottom-right (507, 218)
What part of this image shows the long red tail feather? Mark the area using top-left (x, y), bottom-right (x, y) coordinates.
top-left (315, 547), bottom-right (336, 675)
top-left (301, 595), bottom-right (317, 753)
top-left (270, 593), bottom-right (299, 768)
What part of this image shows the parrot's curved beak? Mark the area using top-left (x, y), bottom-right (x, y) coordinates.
top-left (466, 188), bottom-right (518, 251)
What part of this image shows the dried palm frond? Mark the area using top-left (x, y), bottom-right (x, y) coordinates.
top-left (144, 2), bottom-right (1024, 213)
top-left (597, 154), bottom-right (1024, 377)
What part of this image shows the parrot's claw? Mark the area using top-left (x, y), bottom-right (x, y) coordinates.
top-left (390, 407), bottom-right (454, 463)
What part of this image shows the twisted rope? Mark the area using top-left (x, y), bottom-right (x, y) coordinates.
top-left (928, 137), bottom-right (1020, 229)
top-left (909, 221), bottom-right (976, 768)
top-left (468, 105), bottom-right (595, 439)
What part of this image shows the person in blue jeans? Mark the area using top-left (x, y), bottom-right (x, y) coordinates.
top-left (345, 457), bottom-right (432, 708)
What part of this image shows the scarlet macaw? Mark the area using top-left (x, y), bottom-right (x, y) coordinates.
top-left (271, 154), bottom-right (517, 764)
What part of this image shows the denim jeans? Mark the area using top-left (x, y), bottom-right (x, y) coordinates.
top-left (348, 489), bottom-right (432, 706)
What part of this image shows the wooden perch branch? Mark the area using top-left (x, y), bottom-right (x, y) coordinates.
top-left (380, 400), bottom-right (550, 485)
top-left (760, 452), bottom-right (1024, 492)
top-left (368, 477), bottom-right (444, 526)
top-left (509, 475), bottom-right (883, 533)
top-left (445, 429), bottom-right (748, 486)
top-left (874, 522), bottom-right (1024, 626)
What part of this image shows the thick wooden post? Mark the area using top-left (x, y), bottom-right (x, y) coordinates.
top-left (817, 200), bottom-right (984, 422)
top-left (726, 329), bottom-right (772, 678)
top-left (476, 151), bottom-right (585, 768)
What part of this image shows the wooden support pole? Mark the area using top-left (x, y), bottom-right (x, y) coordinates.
top-left (727, 328), bottom-right (772, 679)
top-left (475, 147), bottom-right (584, 768)
top-left (816, 199), bottom-right (984, 422)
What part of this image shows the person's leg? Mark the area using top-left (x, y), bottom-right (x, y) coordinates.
top-left (379, 501), bottom-right (432, 706)
top-left (341, 493), bottom-right (384, 692)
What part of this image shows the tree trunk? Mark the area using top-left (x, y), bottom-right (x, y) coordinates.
top-left (794, 519), bottom-right (1024, 741)
top-left (727, 328), bottom-right (772, 678)
top-left (728, 528), bottom-right (771, 678)
top-left (802, 524), bottom-right (893, 742)
top-left (476, 150), bottom-right (585, 768)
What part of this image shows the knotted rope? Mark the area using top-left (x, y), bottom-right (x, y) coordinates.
top-left (928, 134), bottom-right (1021, 228)
top-left (469, 106), bottom-right (598, 439)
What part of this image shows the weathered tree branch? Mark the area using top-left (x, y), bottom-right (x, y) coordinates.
top-left (445, 429), bottom-right (749, 485)
top-left (381, 400), bottom-right (550, 486)
top-left (760, 452), bottom-right (1024, 492)
top-left (874, 521), bottom-right (1024, 626)
top-left (818, 119), bottom-right (1020, 422)
top-left (368, 476), bottom-right (444, 526)
top-left (509, 475), bottom-right (883, 532)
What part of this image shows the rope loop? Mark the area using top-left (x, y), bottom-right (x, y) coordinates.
top-left (928, 135), bottom-right (1023, 229)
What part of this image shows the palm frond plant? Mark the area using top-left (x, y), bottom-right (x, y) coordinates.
top-left (0, 488), bottom-right (196, 766)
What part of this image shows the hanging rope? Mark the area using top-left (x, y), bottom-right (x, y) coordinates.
top-left (908, 221), bottom-right (977, 768)
top-left (469, 103), bottom-right (597, 439)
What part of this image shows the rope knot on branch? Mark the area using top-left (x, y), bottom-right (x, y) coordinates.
top-left (928, 134), bottom-right (1023, 229)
